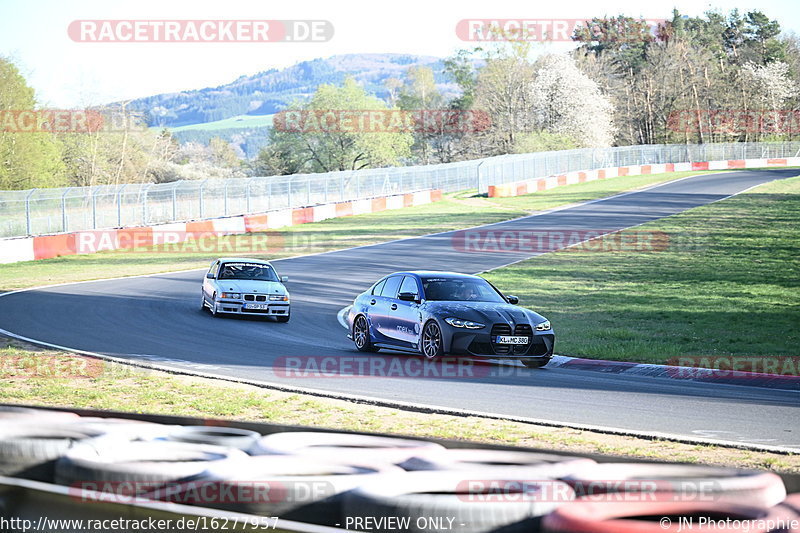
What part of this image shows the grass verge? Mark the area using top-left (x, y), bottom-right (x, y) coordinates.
top-left (484, 175), bottom-right (800, 363)
top-left (1, 341), bottom-right (797, 472)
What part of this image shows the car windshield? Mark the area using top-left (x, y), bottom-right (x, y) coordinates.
top-left (421, 277), bottom-right (506, 303)
top-left (218, 262), bottom-right (278, 282)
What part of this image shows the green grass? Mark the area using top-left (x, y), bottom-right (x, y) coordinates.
top-left (0, 170), bottom-right (715, 291)
top-left (2, 344), bottom-right (797, 470)
top-left (165, 114), bottom-right (275, 132)
top-left (484, 175), bottom-right (800, 363)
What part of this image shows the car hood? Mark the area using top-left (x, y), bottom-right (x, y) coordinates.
top-left (423, 301), bottom-right (546, 326)
top-left (216, 279), bottom-right (286, 295)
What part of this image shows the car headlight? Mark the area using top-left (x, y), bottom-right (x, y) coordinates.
top-left (445, 317), bottom-right (485, 329)
top-left (535, 320), bottom-right (551, 331)
top-left (220, 292), bottom-right (241, 299)
top-left (269, 295), bottom-right (288, 301)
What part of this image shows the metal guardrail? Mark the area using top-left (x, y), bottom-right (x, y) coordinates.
top-left (1, 142), bottom-right (799, 238)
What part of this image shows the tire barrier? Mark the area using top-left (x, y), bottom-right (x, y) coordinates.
top-left (145, 455), bottom-right (402, 525)
top-left (541, 499), bottom-right (796, 533)
top-left (343, 470), bottom-right (575, 533)
top-left (776, 494), bottom-right (800, 532)
top-left (399, 449), bottom-right (597, 479)
top-left (165, 425), bottom-right (261, 450)
top-left (67, 417), bottom-right (172, 440)
top-left (0, 405), bottom-right (79, 421)
top-left (248, 431), bottom-right (446, 465)
top-left (0, 423), bottom-right (108, 481)
top-left (0, 408), bottom-right (795, 533)
top-left (563, 463), bottom-right (787, 508)
top-left (54, 441), bottom-right (248, 493)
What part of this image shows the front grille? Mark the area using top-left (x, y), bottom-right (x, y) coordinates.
top-left (512, 324), bottom-right (532, 355)
top-left (243, 294), bottom-right (267, 302)
top-left (491, 324), bottom-right (513, 355)
top-left (487, 323), bottom-right (532, 355)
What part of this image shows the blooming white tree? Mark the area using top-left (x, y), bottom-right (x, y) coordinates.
top-left (529, 54), bottom-right (616, 148)
top-left (741, 61), bottom-right (799, 110)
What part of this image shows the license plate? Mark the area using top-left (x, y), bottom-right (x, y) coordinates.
top-left (244, 303), bottom-right (269, 310)
top-left (496, 335), bottom-right (529, 345)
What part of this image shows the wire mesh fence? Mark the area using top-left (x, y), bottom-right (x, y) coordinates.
top-left (1, 141), bottom-right (798, 238)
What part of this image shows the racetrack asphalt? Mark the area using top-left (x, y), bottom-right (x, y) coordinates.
top-left (1, 169), bottom-right (798, 449)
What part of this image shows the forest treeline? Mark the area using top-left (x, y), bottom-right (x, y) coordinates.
top-left (1, 9), bottom-right (798, 190)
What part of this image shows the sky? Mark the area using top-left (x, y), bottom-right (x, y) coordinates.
top-left (1, 0), bottom-right (798, 108)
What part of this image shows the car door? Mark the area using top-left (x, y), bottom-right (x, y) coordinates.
top-left (372, 275), bottom-right (403, 342)
top-left (391, 275), bottom-right (422, 345)
top-left (203, 260), bottom-right (220, 301)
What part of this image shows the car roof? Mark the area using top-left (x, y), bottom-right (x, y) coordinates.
top-left (215, 257), bottom-right (273, 265)
top-left (386, 271), bottom-right (482, 279)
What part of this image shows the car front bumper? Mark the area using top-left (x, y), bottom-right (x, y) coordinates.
top-left (215, 300), bottom-right (290, 317)
top-left (447, 329), bottom-right (555, 360)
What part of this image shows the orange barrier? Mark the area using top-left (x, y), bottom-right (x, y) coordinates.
top-left (371, 198), bottom-right (387, 212)
top-left (244, 214), bottom-right (269, 233)
top-left (33, 234), bottom-right (77, 260)
top-left (292, 207), bottom-right (314, 225)
top-left (116, 227), bottom-right (153, 249)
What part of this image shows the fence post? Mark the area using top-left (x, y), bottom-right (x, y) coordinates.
top-left (172, 183), bottom-right (177, 221)
top-left (142, 184), bottom-right (153, 225)
top-left (91, 187), bottom-right (98, 229)
top-left (61, 188), bottom-right (71, 233)
top-left (340, 174), bottom-right (345, 201)
top-left (307, 177), bottom-right (311, 205)
top-left (116, 185), bottom-right (126, 227)
top-left (268, 179), bottom-right (272, 210)
top-left (25, 189), bottom-right (36, 236)
top-left (246, 181), bottom-right (252, 213)
top-left (224, 181), bottom-right (229, 216)
top-left (199, 180), bottom-right (208, 219)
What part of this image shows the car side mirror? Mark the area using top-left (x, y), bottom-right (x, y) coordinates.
top-left (506, 295), bottom-right (519, 304)
top-left (280, 275), bottom-right (289, 283)
top-left (398, 292), bottom-right (418, 302)
top-left (206, 273), bottom-right (215, 279)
